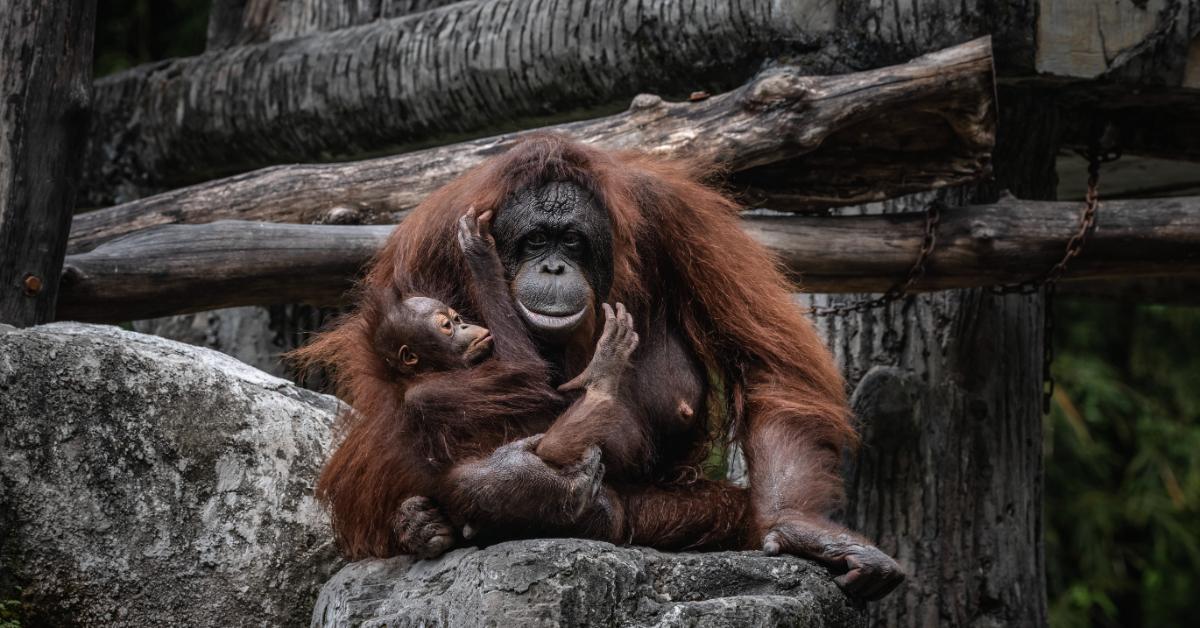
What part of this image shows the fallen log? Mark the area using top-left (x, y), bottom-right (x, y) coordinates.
top-left (56, 195), bottom-right (1200, 323)
top-left (86, 0), bottom-right (1200, 205)
top-left (69, 38), bottom-right (995, 253)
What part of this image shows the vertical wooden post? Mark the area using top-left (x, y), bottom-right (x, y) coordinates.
top-left (0, 1), bottom-right (97, 327)
top-left (803, 88), bottom-right (1059, 627)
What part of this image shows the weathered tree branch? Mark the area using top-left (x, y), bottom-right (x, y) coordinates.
top-left (69, 38), bottom-right (995, 253)
top-left (59, 222), bottom-right (390, 322)
top-left (56, 196), bottom-right (1200, 322)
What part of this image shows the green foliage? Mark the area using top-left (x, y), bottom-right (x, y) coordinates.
top-left (1046, 300), bottom-right (1200, 628)
top-left (0, 597), bottom-right (22, 628)
top-left (95, 0), bottom-right (209, 76)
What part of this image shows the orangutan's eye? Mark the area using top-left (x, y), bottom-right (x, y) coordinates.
top-left (527, 232), bottom-right (548, 247)
top-left (437, 314), bottom-right (453, 334)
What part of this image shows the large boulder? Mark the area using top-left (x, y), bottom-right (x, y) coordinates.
top-left (314, 538), bottom-right (865, 627)
top-left (0, 323), bottom-right (341, 626)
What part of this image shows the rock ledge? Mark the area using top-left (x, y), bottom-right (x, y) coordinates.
top-left (314, 538), bottom-right (865, 628)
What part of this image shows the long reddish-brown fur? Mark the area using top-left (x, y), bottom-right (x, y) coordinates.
top-left (293, 133), bottom-right (856, 559)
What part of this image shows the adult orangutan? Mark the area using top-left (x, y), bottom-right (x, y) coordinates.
top-left (297, 134), bottom-right (904, 600)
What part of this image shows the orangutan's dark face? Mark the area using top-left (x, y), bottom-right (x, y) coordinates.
top-left (491, 182), bottom-right (614, 338)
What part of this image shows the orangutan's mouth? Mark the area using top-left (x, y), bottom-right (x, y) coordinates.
top-left (466, 334), bottom-right (493, 363)
top-left (517, 301), bottom-right (587, 331)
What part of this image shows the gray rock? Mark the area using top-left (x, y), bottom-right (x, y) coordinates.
top-left (0, 322), bottom-right (342, 626)
top-left (132, 306), bottom-right (292, 379)
top-left (313, 539), bottom-right (865, 628)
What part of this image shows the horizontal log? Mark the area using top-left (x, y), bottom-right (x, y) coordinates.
top-left (56, 196), bottom-right (1200, 323)
top-left (88, 0), bottom-right (1200, 205)
top-left (68, 38), bottom-right (995, 253)
top-left (84, 0), bottom-right (845, 205)
top-left (59, 222), bottom-right (392, 322)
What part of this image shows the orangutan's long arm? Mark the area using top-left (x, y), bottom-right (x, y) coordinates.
top-left (457, 208), bottom-right (545, 367)
top-left (742, 369), bottom-right (905, 601)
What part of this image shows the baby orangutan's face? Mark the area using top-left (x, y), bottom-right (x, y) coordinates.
top-left (376, 296), bottom-right (493, 372)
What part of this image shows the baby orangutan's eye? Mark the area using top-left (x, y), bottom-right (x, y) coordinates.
top-left (437, 314), bottom-right (454, 335)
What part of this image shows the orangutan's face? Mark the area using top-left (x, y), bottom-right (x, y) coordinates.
top-left (491, 182), bottom-right (614, 339)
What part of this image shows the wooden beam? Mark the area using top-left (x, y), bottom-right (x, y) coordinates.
top-left (0, 1), bottom-right (96, 326)
top-left (56, 196), bottom-right (1200, 323)
top-left (69, 38), bottom-right (995, 253)
top-left (59, 222), bottom-right (391, 322)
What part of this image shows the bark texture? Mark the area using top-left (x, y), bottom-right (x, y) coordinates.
top-left (800, 88), bottom-right (1059, 627)
top-left (0, 1), bottom-right (95, 326)
top-left (56, 195), bottom-right (1200, 323)
top-left (59, 222), bottom-right (390, 322)
top-left (207, 0), bottom-right (463, 49)
top-left (69, 38), bottom-right (995, 252)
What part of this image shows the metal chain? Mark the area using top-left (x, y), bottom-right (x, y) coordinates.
top-left (988, 145), bottom-right (1118, 296)
top-left (804, 135), bottom-right (1118, 415)
top-left (807, 200), bottom-right (943, 317)
top-left (987, 139), bottom-right (1117, 413)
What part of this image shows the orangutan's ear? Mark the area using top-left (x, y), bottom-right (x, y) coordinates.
top-left (399, 345), bottom-right (419, 367)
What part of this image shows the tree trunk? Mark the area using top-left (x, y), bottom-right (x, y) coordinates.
top-left (804, 88), bottom-right (1058, 627)
top-left (0, 1), bottom-right (95, 327)
top-left (206, 0), bottom-right (463, 50)
top-left (69, 39), bottom-right (995, 252)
